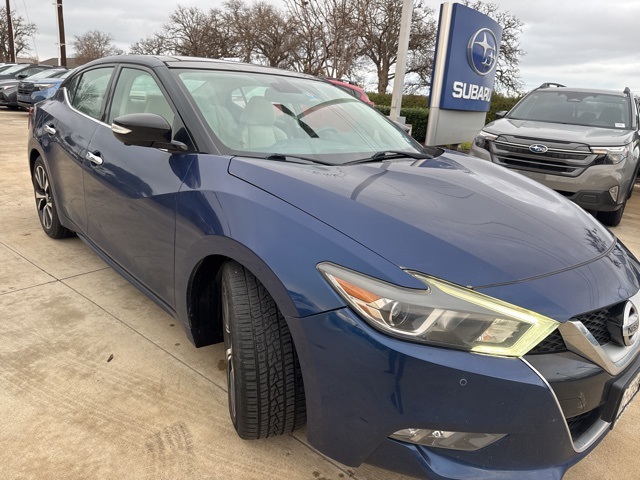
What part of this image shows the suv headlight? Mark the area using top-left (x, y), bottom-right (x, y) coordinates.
top-left (35, 83), bottom-right (56, 91)
top-left (473, 130), bottom-right (498, 151)
top-left (318, 263), bottom-right (558, 357)
top-left (591, 144), bottom-right (631, 164)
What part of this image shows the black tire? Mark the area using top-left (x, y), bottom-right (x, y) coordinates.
top-left (32, 157), bottom-right (74, 239)
top-left (596, 202), bottom-right (626, 227)
top-left (221, 261), bottom-right (306, 439)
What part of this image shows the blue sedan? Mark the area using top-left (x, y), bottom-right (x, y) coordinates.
top-left (27, 55), bottom-right (640, 479)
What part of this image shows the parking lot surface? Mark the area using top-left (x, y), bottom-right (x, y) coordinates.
top-left (1, 109), bottom-right (639, 479)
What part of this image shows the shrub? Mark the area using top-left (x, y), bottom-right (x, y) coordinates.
top-left (375, 105), bottom-right (428, 143)
top-left (368, 93), bottom-right (429, 109)
top-left (486, 93), bottom-right (523, 124)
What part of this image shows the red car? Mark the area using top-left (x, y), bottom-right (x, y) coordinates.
top-left (325, 77), bottom-right (374, 106)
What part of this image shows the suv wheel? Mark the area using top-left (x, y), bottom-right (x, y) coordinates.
top-left (596, 203), bottom-right (626, 227)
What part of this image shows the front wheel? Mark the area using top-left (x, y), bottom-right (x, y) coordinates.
top-left (596, 202), bottom-right (626, 227)
top-left (221, 261), bottom-right (306, 439)
top-left (32, 157), bottom-right (74, 239)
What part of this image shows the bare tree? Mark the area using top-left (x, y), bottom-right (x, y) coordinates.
top-left (130, 33), bottom-right (171, 55)
top-left (224, 0), bottom-right (297, 68)
top-left (463, 1), bottom-right (525, 94)
top-left (285, 0), bottom-right (365, 78)
top-left (0, 7), bottom-right (37, 61)
top-left (161, 6), bottom-right (236, 58)
top-left (72, 30), bottom-right (123, 63)
top-left (360, 0), bottom-right (435, 94)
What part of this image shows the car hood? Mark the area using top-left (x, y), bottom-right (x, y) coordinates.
top-left (229, 153), bottom-right (616, 288)
top-left (485, 118), bottom-right (634, 145)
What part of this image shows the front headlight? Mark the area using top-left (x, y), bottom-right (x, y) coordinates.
top-left (473, 130), bottom-right (498, 151)
top-left (591, 144), bottom-right (630, 164)
top-left (318, 263), bottom-right (558, 357)
top-left (36, 83), bottom-right (56, 91)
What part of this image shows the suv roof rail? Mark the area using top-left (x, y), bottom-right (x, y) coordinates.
top-left (624, 87), bottom-right (631, 96)
top-left (539, 82), bottom-right (566, 89)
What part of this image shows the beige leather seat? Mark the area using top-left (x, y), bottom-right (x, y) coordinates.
top-left (192, 94), bottom-right (240, 147)
top-left (239, 97), bottom-right (286, 149)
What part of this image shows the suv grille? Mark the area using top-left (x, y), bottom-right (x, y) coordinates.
top-left (18, 82), bottom-right (35, 95)
top-left (491, 137), bottom-right (596, 177)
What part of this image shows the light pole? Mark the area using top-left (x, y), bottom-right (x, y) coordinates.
top-left (5, 0), bottom-right (15, 62)
top-left (389, 0), bottom-right (413, 123)
top-left (55, 0), bottom-right (67, 67)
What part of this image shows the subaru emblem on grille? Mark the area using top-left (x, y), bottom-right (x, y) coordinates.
top-left (529, 144), bottom-right (548, 154)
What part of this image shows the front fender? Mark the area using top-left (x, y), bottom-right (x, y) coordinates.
top-left (173, 155), bottom-right (421, 336)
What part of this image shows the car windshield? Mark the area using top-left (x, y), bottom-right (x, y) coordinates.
top-left (0, 64), bottom-right (17, 73)
top-left (1, 64), bottom-right (28, 75)
top-left (174, 69), bottom-right (421, 164)
top-left (508, 90), bottom-right (631, 130)
top-left (25, 69), bottom-right (66, 81)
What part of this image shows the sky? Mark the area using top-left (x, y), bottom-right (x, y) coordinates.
top-left (10, 0), bottom-right (640, 94)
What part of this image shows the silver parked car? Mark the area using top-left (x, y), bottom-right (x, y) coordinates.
top-left (470, 83), bottom-right (640, 226)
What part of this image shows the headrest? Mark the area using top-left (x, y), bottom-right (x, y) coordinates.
top-left (240, 96), bottom-right (275, 126)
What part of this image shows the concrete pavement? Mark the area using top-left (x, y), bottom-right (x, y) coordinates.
top-left (1, 109), bottom-right (638, 479)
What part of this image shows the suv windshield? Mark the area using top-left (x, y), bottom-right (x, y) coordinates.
top-left (509, 90), bottom-right (631, 130)
top-left (174, 69), bottom-right (420, 164)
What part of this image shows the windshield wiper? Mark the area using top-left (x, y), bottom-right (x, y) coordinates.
top-left (264, 153), bottom-right (334, 166)
top-left (345, 150), bottom-right (434, 165)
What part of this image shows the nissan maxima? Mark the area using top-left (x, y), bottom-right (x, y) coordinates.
top-left (27, 55), bottom-right (640, 479)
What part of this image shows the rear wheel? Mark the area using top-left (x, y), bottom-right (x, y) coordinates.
top-left (32, 157), bottom-right (74, 239)
top-left (221, 261), bottom-right (306, 439)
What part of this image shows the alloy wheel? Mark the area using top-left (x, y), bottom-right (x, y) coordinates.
top-left (34, 164), bottom-right (54, 230)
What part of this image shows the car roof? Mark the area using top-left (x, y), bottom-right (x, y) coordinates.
top-left (90, 55), bottom-right (318, 81)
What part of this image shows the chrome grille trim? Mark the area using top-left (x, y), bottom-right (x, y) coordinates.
top-left (491, 139), bottom-right (597, 177)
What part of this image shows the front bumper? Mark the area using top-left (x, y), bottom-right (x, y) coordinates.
top-left (288, 307), bottom-right (589, 478)
top-left (287, 243), bottom-right (640, 479)
top-left (469, 143), bottom-right (633, 212)
top-left (0, 89), bottom-right (17, 107)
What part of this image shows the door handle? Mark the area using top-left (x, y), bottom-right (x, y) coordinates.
top-left (86, 151), bottom-right (103, 165)
top-left (43, 124), bottom-right (56, 135)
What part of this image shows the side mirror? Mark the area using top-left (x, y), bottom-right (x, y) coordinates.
top-left (495, 110), bottom-right (508, 119)
top-left (111, 113), bottom-right (187, 152)
top-left (16, 73), bottom-right (28, 79)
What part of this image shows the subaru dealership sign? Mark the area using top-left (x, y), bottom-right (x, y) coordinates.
top-left (426, 3), bottom-right (503, 145)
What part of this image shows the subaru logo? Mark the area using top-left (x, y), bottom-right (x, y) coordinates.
top-left (529, 144), bottom-right (549, 154)
top-left (622, 301), bottom-right (640, 346)
top-left (467, 28), bottom-right (498, 76)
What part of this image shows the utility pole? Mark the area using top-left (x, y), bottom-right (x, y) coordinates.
top-left (55, 0), bottom-right (67, 67)
top-left (5, 0), bottom-right (15, 62)
top-left (389, 0), bottom-right (413, 123)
